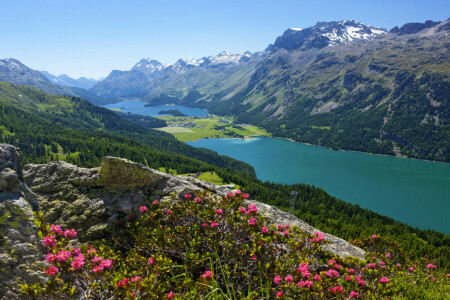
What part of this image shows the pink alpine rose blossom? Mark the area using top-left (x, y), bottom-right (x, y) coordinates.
top-left (379, 277), bottom-right (390, 283)
top-left (274, 275), bottom-right (282, 284)
top-left (45, 266), bottom-right (58, 276)
top-left (216, 209), bottom-right (223, 215)
top-left (261, 226), bottom-right (269, 234)
top-left (140, 206), bottom-right (148, 213)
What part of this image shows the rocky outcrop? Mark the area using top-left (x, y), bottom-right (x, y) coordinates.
top-left (1, 145), bottom-right (365, 298)
top-left (0, 144), bottom-right (45, 299)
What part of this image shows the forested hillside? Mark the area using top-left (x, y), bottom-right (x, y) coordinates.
top-left (0, 81), bottom-right (448, 270)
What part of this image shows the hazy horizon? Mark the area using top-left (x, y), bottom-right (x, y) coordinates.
top-left (1, 0), bottom-right (448, 79)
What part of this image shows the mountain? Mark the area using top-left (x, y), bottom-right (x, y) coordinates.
top-left (136, 19), bottom-right (449, 162)
top-left (0, 59), bottom-right (111, 106)
top-left (390, 20), bottom-right (441, 35)
top-left (89, 58), bottom-right (165, 98)
top-left (90, 52), bottom-right (263, 100)
top-left (40, 70), bottom-right (98, 89)
top-left (267, 20), bottom-right (386, 51)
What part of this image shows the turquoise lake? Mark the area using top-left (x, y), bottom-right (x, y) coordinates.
top-left (187, 137), bottom-right (450, 234)
top-left (104, 100), bottom-right (208, 117)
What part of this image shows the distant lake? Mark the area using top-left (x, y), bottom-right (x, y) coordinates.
top-left (104, 100), bottom-right (208, 117)
top-left (187, 137), bottom-right (450, 234)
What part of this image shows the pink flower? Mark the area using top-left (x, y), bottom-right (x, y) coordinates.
top-left (92, 265), bottom-right (104, 273)
top-left (43, 235), bottom-right (57, 248)
top-left (201, 270), bottom-right (213, 279)
top-left (167, 291), bottom-right (174, 298)
top-left (329, 285), bottom-right (345, 294)
top-left (140, 206), bottom-right (148, 213)
top-left (63, 229), bottom-right (77, 238)
top-left (91, 256), bottom-right (103, 263)
top-left (386, 253), bottom-right (391, 258)
top-left (325, 269), bottom-right (339, 278)
top-left (379, 277), bottom-right (389, 283)
top-left (45, 253), bottom-right (56, 263)
top-left (283, 230), bottom-right (290, 236)
top-left (239, 207), bottom-right (246, 213)
top-left (409, 267), bottom-right (415, 272)
top-left (248, 218), bottom-right (256, 225)
top-left (276, 291), bottom-right (283, 298)
top-left (298, 280), bottom-right (313, 288)
top-left (350, 290), bottom-right (360, 298)
top-left (152, 200), bottom-right (158, 205)
top-left (148, 257), bottom-right (154, 264)
top-left (313, 274), bottom-right (321, 281)
top-left (274, 231), bottom-right (280, 235)
top-left (167, 209), bottom-right (172, 215)
top-left (202, 223), bottom-right (207, 227)
top-left (274, 275), bottom-right (282, 284)
top-left (87, 248), bottom-right (96, 255)
top-left (372, 234), bottom-right (377, 239)
top-left (252, 256), bottom-right (257, 261)
top-left (131, 276), bottom-right (141, 282)
top-left (100, 259), bottom-right (112, 268)
top-left (211, 222), bottom-right (218, 228)
top-left (184, 194), bottom-right (192, 199)
top-left (277, 224), bottom-right (284, 230)
top-left (56, 250), bottom-right (71, 262)
top-left (261, 226), bottom-right (269, 234)
top-left (247, 204), bottom-right (258, 212)
top-left (216, 209), bottom-right (223, 215)
top-left (71, 257), bottom-right (85, 270)
top-left (311, 232), bottom-right (325, 243)
top-left (235, 189), bottom-right (242, 194)
top-left (194, 197), bottom-right (202, 203)
top-left (348, 268), bottom-right (355, 274)
top-left (396, 263), bottom-right (401, 268)
top-left (285, 275), bottom-right (293, 283)
top-left (227, 192), bottom-right (235, 197)
top-left (116, 278), bottom-right (129, 288)
top-left (45, 266), bottom-right (58, 276)
top-left (72, 248), bottom-right (82, 257)
top-left (367, 263), bottom-right (376, 269)
top-left (50, 224), bottom-right (63, 235)
top-left (346, 275), bottom-right (353, 281)
top-left (427, 263), bottom-right (433, 269)
top-left (327, 259), bottom-right (336, 266)
top-left (243, 193), bottom-right (249, 199)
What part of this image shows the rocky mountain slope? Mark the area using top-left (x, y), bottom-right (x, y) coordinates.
top-left (0, 59), bottom-right (110, 106)
top-left (0, 144), bottom-right (364, 298)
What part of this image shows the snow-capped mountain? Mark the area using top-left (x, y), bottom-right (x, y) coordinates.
top-left (131, 58), bottom-right (165, 76)
top-left (268, 20), bottom-right (387, 51)
top-left (0, 58), bottom-right (55, 89)
top-left (166, 51), bottom-right (255, 74)
top-left (40, 71), bottom-right (98, 89)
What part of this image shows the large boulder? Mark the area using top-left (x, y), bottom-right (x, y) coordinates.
top-left (0, 145), bottom-right (45, 299)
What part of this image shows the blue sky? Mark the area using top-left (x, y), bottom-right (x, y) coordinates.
top-left (1, 0), bottom-right (448, 78)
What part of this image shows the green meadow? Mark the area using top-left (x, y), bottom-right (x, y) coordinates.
top-left (155, 116), bottom-right (270, 142)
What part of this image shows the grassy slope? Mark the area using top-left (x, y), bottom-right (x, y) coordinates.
top-left (155, 116), bottom-right (270, 142)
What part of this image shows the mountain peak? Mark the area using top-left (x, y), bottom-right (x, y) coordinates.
top-left (132, 58), bottom-right (165, 76)
top-left (271, 20), bottom-right (387, 51)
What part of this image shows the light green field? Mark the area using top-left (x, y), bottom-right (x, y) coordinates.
top-left (155, 116), bottom-right (270, 142)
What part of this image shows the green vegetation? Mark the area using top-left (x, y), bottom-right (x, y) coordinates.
top-left (1, 81), bottom-right (449, 272)
top-left (156, 116), bottom-right (270, 142)
top-left (25, 192), bottom-right (450, 299)
top-left (111, 110), bottom-right (167, 128)
top-left (157, 109), bottom-right (187, 117)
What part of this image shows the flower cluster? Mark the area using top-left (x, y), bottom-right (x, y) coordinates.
top-left (23, 191), bottom-right (449, 299)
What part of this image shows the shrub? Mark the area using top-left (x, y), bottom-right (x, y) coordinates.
top-left (21, 192), bottom-right (449, 299)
